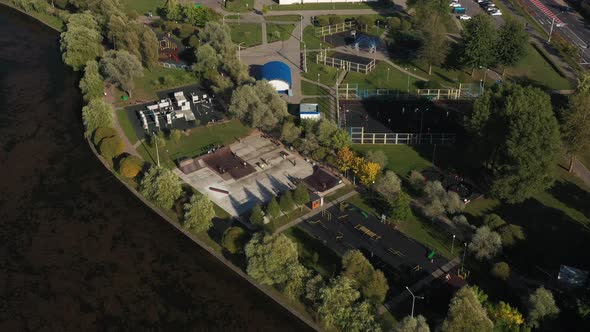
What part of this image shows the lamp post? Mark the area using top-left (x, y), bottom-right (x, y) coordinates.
top-left (300, 15), bottom-right (304, 41)
top-left (405, 286), bottom-right (424, 318)
top-left (387, 67), bottom-right (390, 82)
top-left (479, 67), bottom-right (490, 91)
top-left (238, 42), bottom-right (245, 61)
top-left (414, 108), bottom-right (428, 143)
top-left (462, 242), bottom-right (468, 269)
top-left (451, 234), bottom-right (456, 254)
top-left (548, 13), bottom-right (566, 43)
top-left (153, 132), bottom-right (160, 168)
top-left (317, 73), bottom-right (320, 86)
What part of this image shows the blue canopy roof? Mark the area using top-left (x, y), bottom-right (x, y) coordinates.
top-left (261, 61), bottom-right (292, 87)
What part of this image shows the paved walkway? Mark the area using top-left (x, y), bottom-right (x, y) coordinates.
top-left (274, 190), bottom-right (358, 234)
top-left (572, 159), bottom-right (590, 188)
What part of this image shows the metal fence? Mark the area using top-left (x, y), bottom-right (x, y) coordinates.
top-left (337, 83), bottom-right (483, 100)
top-left (349, 127), bottom-right (456, 145)
top-left (316, 52), bottom-right (376, 74)
top-left (315, 21), bottom-right (356, 37)
top-left (160, 62), bottom-right (190, 70)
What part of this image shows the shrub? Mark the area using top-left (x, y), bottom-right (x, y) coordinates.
top-left (491, 262), bottom-right (510, 281)
top-left (92, 127), bottom-right (117, 146)
top-left (169, 129), bottom-right (183, 143)
top-left (311, 147), bottom-right (328, 161)
top-left (222, 226), bottom-right (249, 254)
top-left (119, 155), bottom-right (144, 178)
top-left (99, 135), bottom-right (125, 162)
top-left (409, 170), bottom-right (426, 191)
top-left (176, 23), bottom-right (195, 39)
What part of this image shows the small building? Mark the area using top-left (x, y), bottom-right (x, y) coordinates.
top-left (261, 61), bottom-right (292, 94)
top-left (558, 265), bottom-right (589, 288)
top-left (303, 167), bottom-right (344, 208)
top-left (300, 103), bottom-right (321, 121)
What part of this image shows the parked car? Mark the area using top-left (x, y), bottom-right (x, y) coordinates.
top-left (486, 6), bottom-right (497, 11)
top-left (459, 14), bottom-right (472, 20)
top-left (453, 7), bottom-right (467, 13)
top-left (450, 2), bottom-right (462, 7)
top-left (490, 9), bottom-right (503, 16)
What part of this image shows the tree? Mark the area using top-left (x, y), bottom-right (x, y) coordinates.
top-left (244, 233), bottom-right (308, 292)
top-left (389, 191), bottom-right (412, 223)
top-left (496, 19), bottom-right (528, 75)
top-left (293, 185), bottom-right (310, 209)
top-left (356, 15), bottom-right (374, 31)
top-left (441, 286), bottom-right (494, 332)
top-left (60, 13), bottom-right (103, 71)
top-left (182, 5), bottom-right (219, 27)
top-left (279, 191), bottom-right (295, 213)
top-left (491, 262), bottom-right (510, 281)
top-left (373, 170), bottom-right (401, 198)
top-left (183, 194), bottom-right (215, 233)
top-left (365, 150), bottom-right (388, 169)
top-left (164, 0), bottom-right (182, 21)
top-left (228, 81), bottom-right (289, 131)
top-left (92, 127), bottom-right (117, 146)
top-left (169, 129), bottom-right (183, 143)
top-left (483, 213), bottom-right (507, 230)
top-left (139, 166), bottom-right (183, 209)
top-left (337, 147), bottom-right (355, 174)
top-left (419, 14), bottom-right (449, 75)
top-left (331, 129), bottom-right (351, 150)
top-left (316, 119), bottom-right (338, 147)
top-left (305, 274), bottom-right (325, 306)
top-left (562, 75), bottom-right (590, 172)
top-left (468, 84), bottom-right (560, 203)
top-left (468, 226), bottom-right (502, 261)
top-left (99, 135), bottom-right (124, 162)
top-left (79, 60), bottom-right (103, 101)
top-left (342, 250), bottom-right (389, 303)
top-left (527, 287), bottom-right (559, 328)
top-left (140, 28), bottom-right (159, 70)
top-left (222, 226), bottom-right (248, 254)
top-left (100, 50), bottom-right (144, 97)
top-left (409, 170), bottom-right (426, 192)
top-left (357, 160), bottom-right (381, 186)
top-left (461, 14), bottom-right (497, 75)
top-left (192, 44), bottom-right (220, 76)
top-left (119, 155), bottom-right (143, 178)
top-left (488, 301), bottom-right (524, 331)
top-left (395, 315), bottom-right (430, 332)
top-left (82, 99), bottom-right (113, 138)
top-left (266, 197), bottom-right (280, 219)
top-left (106, 15), bottom-right (141, 60)
top-left (249, 204), bottom-right (265, 226)
top-left (280, 122), bottom-right (302, 144)
top-left (499, 224), bottom-right (525, 247)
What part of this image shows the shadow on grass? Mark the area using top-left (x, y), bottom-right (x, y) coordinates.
top-left (549, 180), bottom-right (590, 219)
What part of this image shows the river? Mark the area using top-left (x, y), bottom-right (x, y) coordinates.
top-left (0, 7), bottom-right (311, 331)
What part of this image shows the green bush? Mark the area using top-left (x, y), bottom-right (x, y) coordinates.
top-left (222, 226), bottom-right (249, 254)
top-left (176, 23), bottom-right (195, 39)
top-left (99, 135), bottom-right (125, 162)
top-left (92, 127), bottom-right (117, 146)
top-left (119, 155), bottom-right (144, 178)
top-left (491, 261), bottom-right (510, 281)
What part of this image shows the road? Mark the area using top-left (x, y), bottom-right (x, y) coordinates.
top-left (518, 0), bottom-right (590, 63)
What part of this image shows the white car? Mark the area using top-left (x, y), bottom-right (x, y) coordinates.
top-left (486, 6), bottom-right (497, 11)
top-left (459, 15), bottom-right (472, 20)
top-left (477, 0), bottom-right (486, 2)
top-left (490, 10), bottom-right (502, 16)
top-left (450, 2), bottom-right (462, 7)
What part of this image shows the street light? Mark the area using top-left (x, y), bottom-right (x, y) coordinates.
top-left (479, 67), bottom-right (490, 91)
top-left (414, 108), bottom-right (428, 143)
top-left (548, 12), bottom-right (567, 43)
top-left (317, 73), bottom-right (320, 86)
top-left (387, 67), bottom-right (390, 82)
top-left (405, 286), bottom-right (424, 318)
top-left (462, 242), bottom-right (468, 269)
top-left (451, 234), bottom-right (456, 254)
top-left (237, 42), bottom-right (245, 61)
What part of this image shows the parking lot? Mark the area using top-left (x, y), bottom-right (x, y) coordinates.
top-left (124, 84), bottom-right (226, 139)
top-left (297, 203), bottom-right (451, 293)
top-left (453, 0), bottom-right (504, 25)
top-left (174, 134), bottom-right (314, 217)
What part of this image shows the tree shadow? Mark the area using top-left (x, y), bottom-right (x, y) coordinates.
top-left (549, 180), bottom-right (590, 219)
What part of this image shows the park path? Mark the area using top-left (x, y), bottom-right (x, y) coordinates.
top-left (572, 159), bottom-right (590, 188)
top-left (104, 84), bottom-right (140, 157)
top-left (274, 190), bottom-right (358, 234)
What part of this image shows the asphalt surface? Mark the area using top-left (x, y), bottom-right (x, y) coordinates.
top-left (297, 203), bottom-right (450, 296)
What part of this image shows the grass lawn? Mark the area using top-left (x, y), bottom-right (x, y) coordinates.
top-left (302, 25), bottom-right (322, 50)
top-left (224, 0), bottom-right (254, 12)
top-left (323, 184), bottom-right (355, 204)
top-left (268, 2), bottom-right (390, 11)
top-left (351, 145), bottom-right (433, 176)
top-left (227, 23), bottom-right (262, 47)
top-left (284, 227), bottom-right (342, 277)
top-left (265, 15), bottom-right (302, 22)
top-left (302, 55), bottom-right (339, 87)
top-left (264, 207), bottom-right (309, 234)
top-left (266, 23), bottom-right (296, 43)
top-left (301, 80), bottom-right (330, 96)
top-left (120, 0), bottom-right (163, 15)
top-left (342, 62), bottom-right (422, 92)
top-left (509, 44), bottom-right (573, 90)
top-left (114, 67), bottom-right (199, 107)
top-left (136, 119), bottom-right (252, 168)
top-left (115, 109), bottom-right (139, 145)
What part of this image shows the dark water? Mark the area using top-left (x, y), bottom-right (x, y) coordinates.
top-left (0, 8), bottom-right (311, 331)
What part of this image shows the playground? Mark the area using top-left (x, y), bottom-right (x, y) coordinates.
top-left (339, 100), bottom-right (463, 134)
top-left (297, 202), bottom-right (451, 293)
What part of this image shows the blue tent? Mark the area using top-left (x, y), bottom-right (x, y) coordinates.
top-left (261, 61), bottom-right (292, 93)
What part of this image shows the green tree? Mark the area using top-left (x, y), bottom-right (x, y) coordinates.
top-left (461, 14), bottom-right (497, 75)
top-left (82, 99), bottom-right (113, 138)
top-left (99, 135), bottom-right (124, 163)
top-left (244, 233), bottom-right (307, 289)
top-left (164, 0), bottom-right (182, 21)
top-left (331, 129), bottom-right (352, 150)
top-left (389, 191), bottom-right (412, 223)
top-left (266, 197), bottom-right (280, 219)
top-left (419, 13), bottom-right (449, 75)
top-left (183, 5), bottom-right (219, 27)
top-left (169, 129), bottom-right (183, 143)
top-left (491, 262), bottom-right (510, 281)
top-left (249, 204), bottom-right (264, 226)
top-left (395, 315), bottom-right (430, 332)
top-left (79, 60), bottom-right (104, 101)
top-left (222, 226), bottom-right (249, 254)
top-left (441, 286), bottom-right (494, 332)
top-left (140, 28), bottom-right (160, 70)
top-left (293, 185), bottom-right (310, 209)
top-left (280, 191), bottom-right (295, 213)
top-left (92, 127), bottom-right (117, 146)
top-left (342, 250), bottom-right (389, 303)
top-left (305, 274), bottom-right (325, 306)
top-left (468, 84), bottom-right (560, 203)
top-left (528, 287), bottom-right (559, 328)
top-left (496, 18), bottom-right (528, 75)
top-left (60, 12), bottom-right (103, 71)
top-left (468, 226), bottom-right (502, 261)
top-left (365, 150), bottom-right (388, 169)
top-left (229, 81), bottom-right (289, 131)
top-left (106, 15), bottom-right (141, 60)
top-left (356, 15), bottom-right (374, 31)
top-left (562, 75), bottom-right (590, 172)
top-left (499, 224), bottom-right (525, 247)
top-left (183, 194), bottom-right (215, 232)
top-left (316, 119), bottom-right (338, 147)
top-left (192, 44), bottom-right (220, 76)
top-left (100, 50), bottom-right (144, 97)
top-left (483, 213), bottom-right (507, 230)
top-left (374, 170), bottom-right (401, 198)
top-left (280, 122), bottom-right (302, 144)
top-left (139, 166), bottom-right (183, 209)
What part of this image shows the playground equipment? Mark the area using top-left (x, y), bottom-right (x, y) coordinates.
top-left (352, 34), bottom-right (380, 53)
top-left (354, 224), bottom-right (381, 240)
top-left (388, 248), bottom-right (405, 257)
top-left (427, 250), bottom-right (436, 260)
top-left (412, 265), bottom-right (422, 272)
top-left (159, 36), bottom-right (180, 63)
top-left (321, 209), bottom-right (332, 221)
